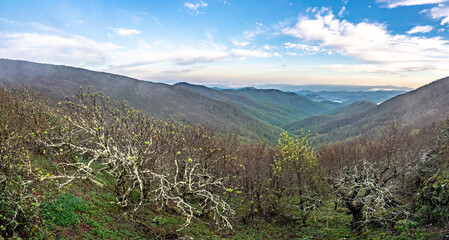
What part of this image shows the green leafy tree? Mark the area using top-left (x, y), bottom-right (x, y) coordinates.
top-left (271, 131), bottom-right (321, 223)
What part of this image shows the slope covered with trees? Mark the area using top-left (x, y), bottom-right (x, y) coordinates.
top-left (286, 77), bottom-right (449, 142)
top-left (1, 84), bottom-right (448, 239)
top-left (0, 59), bottom-right (282, 143)
top-left (284, 100), bottom-right (376, 136)
top-left (174, 82), bottom-right (339, 128)
top-left (2, 60), bottom-right (449, 239)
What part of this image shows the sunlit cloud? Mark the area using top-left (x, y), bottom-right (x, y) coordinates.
top-left (231, 39), bottom-right (250, 47)
top-left (0, 32), bottom-right (119, 67)
top-left (184, 1), bottom-right (208, 10)
top-left (406, 25), bottom-right (433, 34)
top-left (284, 42), bottom-right (331, 55)
top-left (282, 8), bottom-right (449, 74)
top-left (108, 27), bottom-right (141, 36)
top-left (338, 6), bottom-right (346, 17)
top-left (230, 49), bottom-right (277, 59)
top-left (0, 17), bottom-right (14, 24)
top-left (29, 22), bottom-right (64, 33)
top-left (184, 1), bottom-right (208, 15)
top-left (421, 4), bottom-right (449, 24)
top-left (376, 0), bottom-right (449, 8)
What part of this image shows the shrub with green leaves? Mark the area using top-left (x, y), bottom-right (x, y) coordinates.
top-left (41, 193), bottom-right (89, 226)
top-left (414, 169), bottom-right (449, 225)
top-left (270, 131), bottom-right (322, 223)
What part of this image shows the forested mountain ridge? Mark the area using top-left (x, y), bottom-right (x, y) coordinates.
top-left (174, 82), bottom-right (339, 128)
top-left (2, 59), bottom-right (447, 145)
top-left (0, 59), bottom-right (283, 142)
top-left (286, 76), bottom-right (449, 141)
top-left (2, 59), bottom-right (449, 239)
top-left (284, 100), bottom-right (377, 134)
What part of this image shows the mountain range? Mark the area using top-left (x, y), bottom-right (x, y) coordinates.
top-left (174, 82), bottom-right (339, 128)
top-left (1, 59), bottom-right (448, 145)
top-left (0, 59), bottom-right (283, 142)
top-left (286, 77), bottom-right (449, 142)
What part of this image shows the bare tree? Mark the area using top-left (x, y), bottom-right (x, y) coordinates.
top-left (41, 88), bottom-right (236, 230)
top-left (320, 122), bottom-right (425, 229)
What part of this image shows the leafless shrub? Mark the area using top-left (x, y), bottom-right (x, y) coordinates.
top-left (319, 121), bottom-right (426, 229)
top-left (0, 86), bottom-right (50, 238)
top-left (233, 143), bottom-right (275, 222)
top-left (40, 88), bottom-right (237, 230)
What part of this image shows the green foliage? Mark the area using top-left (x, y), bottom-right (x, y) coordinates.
top-left (270, 131), bottom-right (321, 221)
top-left (0, 86), bottom-right (54, 238)
top-left (175, 82), bottom-right (336, 129)
top-left (414, 169), bottom-right (449, 225)
top-left (1, 83), bottom-right (449, 239)
top-left (273, 131), bottom-right (317, 177)
top-left (41, 193), bottom-right (89, 226)
top-left (436, 117), bottom-right (449, 161)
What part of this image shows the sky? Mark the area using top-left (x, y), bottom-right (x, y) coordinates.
top-left (1, 0), bottom-right (449, 88)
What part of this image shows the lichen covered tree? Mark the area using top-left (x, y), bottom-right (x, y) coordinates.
top-left (41, 88), bottom-right (237, 229)
top-left (319, 122), bottom-right (425, 229)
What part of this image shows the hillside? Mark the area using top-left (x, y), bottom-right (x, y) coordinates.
top-left (284, 100), bottom-right (376, 134)
top-left (0, 59), bottom-right (282, 143)
top-left (2, 82), bottom-right (445, 240)
top-left (174, 82), bottom-right (339, 127)
top-left (297, 90), bottom-right (407, 105)
top-left (286, 77), bottom-right (449, 141)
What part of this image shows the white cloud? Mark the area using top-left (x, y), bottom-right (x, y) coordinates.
top-left (422, 4), bottom-right (449, 24)
top-left (184, 1), bottom-right (208, 10)
top-left (263, 44), bottom-right (276, 50)
top-left (284, 42), bottom-right (331, 55)
top-left (30, 22), bottom-right (63, 33)
top-left (338, 6), bottom-right (346, 17)
top-left (321, 64), bottom-right (402, 74)
top-left (231, 39), bottom-right (250, 47)
top-left (0, 18), bottom-right (14, 24)
top-left (282, 9), bottom-right (449, 74)
top-left (0, 18), bottom-right (63, 33)
top-left (230, 49), bottom-right (275, 58)
top-left (0, 29), bottom-right (282, 80)
top-left (377, 0), bottom-right (449, 8)
top-left (0, 32), bottom-right (119, 67)
top-left (109, 39), bottom-right (230, 67)
top-left (406, 25), bottom-right (433, 34)
top-left (109, 27), bottom-right (141, 36)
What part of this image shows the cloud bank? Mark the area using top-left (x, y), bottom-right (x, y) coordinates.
top-left (283, 8), bottom-right (449, 73)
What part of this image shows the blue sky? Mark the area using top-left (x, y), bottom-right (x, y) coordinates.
top-left (1, 0), bottom-right (449, 88)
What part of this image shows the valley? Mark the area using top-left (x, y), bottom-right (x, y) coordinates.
top-left (1, 59), bottom-right (449, 240)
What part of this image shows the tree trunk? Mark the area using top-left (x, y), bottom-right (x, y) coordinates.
top-left (347, 200), bottom-right (365, 230)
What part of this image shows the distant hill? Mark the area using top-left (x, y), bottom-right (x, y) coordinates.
top-left (0, 59), bottom-right (283, 143)
top-left (254, 83), bottom-right (412, 92)
top-left (174, 82), bottom-right (339, 128)
top-left (286, 77), bottom-right (449, 142)
top-left (284, 100), bottom-right (376, 134)
top-left (326, 100), bottom-right (377, 116)
top-left (296, 90), bottom-right (407, 105)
